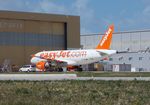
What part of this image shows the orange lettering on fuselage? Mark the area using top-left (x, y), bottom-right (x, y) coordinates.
top-left (40, 51), bottom-right (87, 60)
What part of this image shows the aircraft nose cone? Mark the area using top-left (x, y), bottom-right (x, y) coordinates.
top-left (31, 57), bottom-right (37, 64)
top-left (112, 50), bottom-right (117, 54)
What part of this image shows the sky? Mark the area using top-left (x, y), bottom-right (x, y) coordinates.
top-left (0, 0), bottom-right (150, 34)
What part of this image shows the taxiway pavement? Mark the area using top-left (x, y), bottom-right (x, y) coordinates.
top-left (0, 74), bottom-right (150, 81)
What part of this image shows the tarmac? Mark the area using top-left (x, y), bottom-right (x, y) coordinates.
top-left (0, 74), bottom-right (150, 81)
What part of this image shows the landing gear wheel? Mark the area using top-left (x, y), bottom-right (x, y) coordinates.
top-left (58, 68), bottom-right (63, 72)
top-left (78, 68), bottom-right (83, 71)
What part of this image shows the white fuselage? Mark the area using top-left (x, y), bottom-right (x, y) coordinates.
top-left (31, 49), bottom-right (116, 66)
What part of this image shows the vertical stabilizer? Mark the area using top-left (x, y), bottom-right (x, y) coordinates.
top-left (96, 24), bottom-right (114, 49)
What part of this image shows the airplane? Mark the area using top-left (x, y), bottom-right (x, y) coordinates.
top-left (30, 24), bottom-right (116, 71)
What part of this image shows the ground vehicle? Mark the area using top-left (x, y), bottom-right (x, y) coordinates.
top-left (19, 65), bottom-right (36, 72)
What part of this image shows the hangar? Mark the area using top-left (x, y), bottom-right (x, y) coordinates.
top-left (81, 30), bottom-right (150, 71)
top-left (0, 11), bottom-right (80, 66)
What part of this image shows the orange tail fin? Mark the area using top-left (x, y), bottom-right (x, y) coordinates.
top-left (96, 24), bottom-right (114, 49)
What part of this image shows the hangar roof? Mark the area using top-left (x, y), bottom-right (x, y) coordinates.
top-left (0, 10), bottom-right (79, 22)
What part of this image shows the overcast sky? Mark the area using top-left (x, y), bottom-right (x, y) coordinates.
top-left (0, 0), bottom-right (150, 34)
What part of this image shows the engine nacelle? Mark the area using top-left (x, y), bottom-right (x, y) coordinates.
top-left (36, 61), bottom-right (49, 71)
top-left (36, 61), bottom-right (68, 71)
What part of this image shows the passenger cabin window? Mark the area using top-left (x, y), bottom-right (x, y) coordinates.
top-left (139, 57), bottom-right (143, 60)
top-left (129, 57), bottom-right (132, 61)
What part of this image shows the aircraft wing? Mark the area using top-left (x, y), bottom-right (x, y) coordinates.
top-left (55, 59), bottom-right (77, 65)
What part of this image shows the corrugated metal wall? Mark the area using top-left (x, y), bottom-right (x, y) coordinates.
top-left (81, 30), bottom-right (150, 71)
top-left (0, 11), bottom-right (80, 67)
top-left (0, 19), bottom-right (65, 65)
top-left (81, 30), bottom-right (150, 51)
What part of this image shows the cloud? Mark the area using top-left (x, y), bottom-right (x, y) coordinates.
top-left (72, 0), bottom-right (95, 34)
top-left (38, 0), bottom-right (95, 33)
top-left (0, 0), bottom-right (95, 34)
top-left (38, 0), bottom-right (95, 34)
top-left (2, 0), bottom-right (150, 33)
top-left (38, 0), bottom-right (68, 14)
top-left (143, 6), bottom-right (150, 18)
top-left (0, 0), bottom-right (33, 11)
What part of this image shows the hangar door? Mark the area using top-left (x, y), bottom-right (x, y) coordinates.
top-left (52, 22), bottom-right (66, 50)
top-left (24, 21), bottom-right (66, 64)
top-left (24, 21), bottom-right (66, 50)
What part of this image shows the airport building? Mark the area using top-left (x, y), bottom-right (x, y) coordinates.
top-left (0, 11), bottom-right (80, 66)
top-left (81, 30), bottom-right (150, 71)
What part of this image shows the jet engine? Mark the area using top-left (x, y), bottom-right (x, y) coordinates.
top-left (36, 61), bottom-right (50, 71)
top-left (36, 60), bottom-right (67, 71)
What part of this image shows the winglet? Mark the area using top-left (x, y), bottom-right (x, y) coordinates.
top-left (96, 24), bottom-right (114, 49)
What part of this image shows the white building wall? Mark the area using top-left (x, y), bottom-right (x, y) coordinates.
top-left (81, 30), bottom-right (150, 71)
top-left (109, 52), bottom-right (150, 71)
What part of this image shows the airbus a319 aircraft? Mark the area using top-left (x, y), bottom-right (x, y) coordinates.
top-left (31, 25), bottom-right (116, 71)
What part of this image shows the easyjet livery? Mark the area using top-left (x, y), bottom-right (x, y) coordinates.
top-left (31, 25), bottom-right (116, 71)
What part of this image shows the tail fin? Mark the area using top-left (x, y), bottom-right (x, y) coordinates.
top-left (96, 24), bottom-right (114, 49)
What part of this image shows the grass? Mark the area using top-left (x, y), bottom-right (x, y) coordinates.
top-left (1, 71), bottom-right (150, 77)
top-left (0, 80), bottom-right (150, 105)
